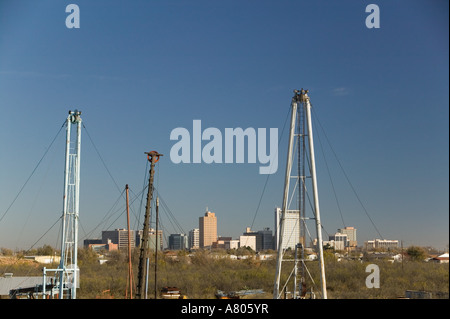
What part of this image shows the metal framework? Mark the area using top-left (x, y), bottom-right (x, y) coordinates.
top-left (43, 110), bottom-right (82, 299)
top-left (273, 90), bottom-right (327, 299)
top-left (136, 151), bottom-right (162, 299)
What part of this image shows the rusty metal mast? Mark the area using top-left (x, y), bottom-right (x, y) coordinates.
top-left (135, 151), bottom-right (162, 299)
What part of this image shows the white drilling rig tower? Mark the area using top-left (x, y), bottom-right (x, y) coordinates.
top-left (273, 90), bottom-right (327, 299)
top-left (43, 110), bottom-right (82, 299)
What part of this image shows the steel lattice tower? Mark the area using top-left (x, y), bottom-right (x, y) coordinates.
top-left (58, 110), bottom-right (82, 299)
top-left (273, 90), bottom-right (327, 299)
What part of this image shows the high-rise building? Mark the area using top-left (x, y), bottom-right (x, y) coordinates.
top-left (338, 226), bottom-right (357, 248)
top-left (189, 228), bottom-right (199, 250)
top-left (102, 229), bottom-right (135, 250)
top-left (199, 210), bottom-right (217, 248)
top-left (274, 207), bottom-right (300, 250)
top-left (169, 233), bottom-right (188, 250)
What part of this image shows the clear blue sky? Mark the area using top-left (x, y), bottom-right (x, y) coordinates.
top-left (0, 0), bottom-right (448, 251)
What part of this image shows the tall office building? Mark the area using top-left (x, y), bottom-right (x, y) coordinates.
top-left (274, 207), bottom-right (300, 250)
top-left (199, 210), bottom-right (217, 248)
top-left (338, 226), bottom-right (357, 248)
top-left (189, 228), bottom-right (200, 249)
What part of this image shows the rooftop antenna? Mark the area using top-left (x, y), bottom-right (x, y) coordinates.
top-left (273, 90), bottom-right (327, 299)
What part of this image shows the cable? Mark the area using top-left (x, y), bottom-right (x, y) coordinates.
top-left (82, 123), bottom-right (122, 195)
top-left (81, 189), bottom-right (125, 240)
top-left (156, 189), bottom-right (185, 234)
top-left (1, 216), bottom-right (61, 275)
top-left (313, 115), bottom-right (346, 228)
top-left (0, 121), bottom-right (66, 224)
top-left (311, 105), bottom-right (384, 239)
top-left (135, 160), bottom-right (149, 231)
top-left (248, 105), bottom-right (291, 232)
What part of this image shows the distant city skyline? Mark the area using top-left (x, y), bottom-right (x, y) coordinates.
top-left (81, 208), bottom-right (414, 253)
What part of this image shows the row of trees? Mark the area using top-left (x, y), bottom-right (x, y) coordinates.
top-left (0, 244), bottom-right (439, 260)
top-left (1, 245), bottom-right (56, 257)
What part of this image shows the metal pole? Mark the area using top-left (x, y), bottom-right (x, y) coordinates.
top-left (299, 103), bottom-right (307, 290)
top-left (72, 112), bottom-right (81, 299)
top-left (293, 244), bottom-right (298, 299)
top-left (273, 96), bottom-right (298, 299)
top-left (304, 94), bottom-right (327, 299)
top-left (401, 240), bottom-right (404, 271)
top-left (145, 257), bottom-right (149, 299)
top-left (126, 184), bottom-right (133, 299)
top-left (136, 151), bottom-right (162, 299)
top-left (42, 268), bottom-right (46, 299)
top-left (154, 197), bottom-right (159, 299)
top-left (137, 156), bottom-right (154, 298)
top-left (59, 113), bottom-right (71, 298)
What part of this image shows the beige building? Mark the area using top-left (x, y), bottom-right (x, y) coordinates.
top-left (365, 239), bottom-right (399, 250)
top-left (199, 210), bottom-right (217, 248)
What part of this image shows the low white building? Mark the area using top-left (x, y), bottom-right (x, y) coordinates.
top-left (390, 253), bottom-right (404, 263)
top-left (431, 253), bottom-right (449, 263)
top-left (225, 240), bottom-right (239, 250)
top-left (239, 235), bottom-right (256, 251)
top-left (23, 255), bottom-right (61, 264)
